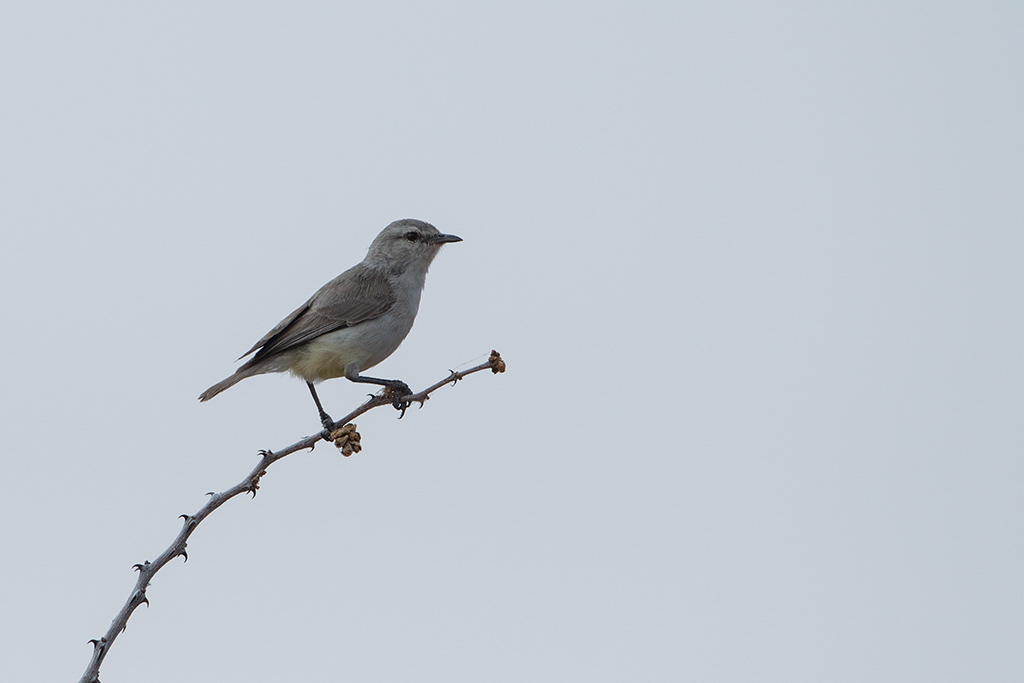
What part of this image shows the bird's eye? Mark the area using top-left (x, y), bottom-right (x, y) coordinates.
top-left (404, 231), bottom-right (419, 242)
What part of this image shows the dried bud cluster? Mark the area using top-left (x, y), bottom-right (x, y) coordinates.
top-left (330, 424), bottom-right (362, 456)
top-left (489, 350), bottom-right (506, 374)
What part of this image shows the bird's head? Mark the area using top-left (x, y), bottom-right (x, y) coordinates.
top-left (365, 219), bottom-right (462, 275)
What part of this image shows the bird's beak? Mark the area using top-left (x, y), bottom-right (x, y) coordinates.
top-left (428, 233), bottom-right (462, 244)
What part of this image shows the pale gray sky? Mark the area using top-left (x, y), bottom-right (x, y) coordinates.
top-left (2, 3), bottom-right (1022, 681)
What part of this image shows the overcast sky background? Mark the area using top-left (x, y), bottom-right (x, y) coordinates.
top-left (2, 3), bottom-right (1022, 681)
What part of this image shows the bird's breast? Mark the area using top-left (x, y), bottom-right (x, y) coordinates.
top-left (285, 306), bottom-right (419, 382)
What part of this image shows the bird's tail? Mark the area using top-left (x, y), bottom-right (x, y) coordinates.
top-left (199, 365), bottom-right (262, 402)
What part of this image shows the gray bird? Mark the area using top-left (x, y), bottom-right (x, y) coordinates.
top-left (199, 219), bottom-right (461, 427)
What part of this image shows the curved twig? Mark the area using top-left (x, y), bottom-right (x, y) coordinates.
top-left (78, 350), bottom-right (505, 683)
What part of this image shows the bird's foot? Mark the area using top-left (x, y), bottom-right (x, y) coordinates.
top-left (384, 380), bottom-right (413, 417)
top-left (386, 379), bottom-right (412, 395)
top-left (319, 410), bottom-right (335, 430)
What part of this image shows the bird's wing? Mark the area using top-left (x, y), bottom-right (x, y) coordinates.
top-left (237, 300), bottom-right (310, 360)
top-left (240, 264), bottom-right (397, 362)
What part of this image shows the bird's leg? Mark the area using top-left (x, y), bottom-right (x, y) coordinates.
top-left (348, 375), bottom-right (413, 410)
top-left (307, 382), bottom-right (335, 430)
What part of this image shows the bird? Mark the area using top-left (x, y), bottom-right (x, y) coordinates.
top-left (199, 218), bottom-right (461, 428)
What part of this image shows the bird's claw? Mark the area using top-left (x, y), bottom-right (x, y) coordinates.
top-left (394, 400), bottom-right (411, 418)
top-left (384, 381), bottom-right (413, 417)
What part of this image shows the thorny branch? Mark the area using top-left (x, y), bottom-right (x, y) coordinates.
top-left (78, 350), bottom-right (505, 683)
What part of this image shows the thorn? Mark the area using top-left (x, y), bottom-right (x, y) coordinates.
top-left (180, 548), bottom-right (188, 563)
top-left (133, 561), bottom-right (150, 573)
top-left (447, 369), bottom-right (461, 385)
top-left (206, 491), bottom-right (216, 497)
top-left (258, 449), bottom-right (274, 459)
top-left (179, 514), bottom-right (191, 521)
top-left (138, 591), bottom-right (149, 608)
